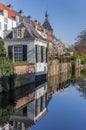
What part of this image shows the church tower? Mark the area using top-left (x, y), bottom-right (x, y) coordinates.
top-left (43, 10), bottom-right (53, 41)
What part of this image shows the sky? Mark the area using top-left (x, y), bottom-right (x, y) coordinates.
top-left (0, 0), bottom-right (86, 45)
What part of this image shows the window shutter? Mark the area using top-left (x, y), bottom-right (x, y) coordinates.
top-left (23, 45), bottom-right (27, 61)
top-left (8, 46), bottom-right (13, 60)
top-left (41, 46), bottom-right (43, 62)
top-left (46, 47), bottom-right (48, 62)
top-left (35, 45), bottom-right (37, 63)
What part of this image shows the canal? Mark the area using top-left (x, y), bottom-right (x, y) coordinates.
top-left (0, 74), bottom-right (86, 130)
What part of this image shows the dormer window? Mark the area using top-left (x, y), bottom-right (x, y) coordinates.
top-left (3, 10), bottom-right (8, 18)
top-left (17, 29), bottom-right (21, 38)
top-left (4, 24), bottom-right (7, 30)
top-left (15, 16), bottom-right (19, 26)
top-left (17, 29), bottom-right (23, 38)
top-left (4, 17), bottom-right (8, 23)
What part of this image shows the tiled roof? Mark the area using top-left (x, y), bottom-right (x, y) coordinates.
top-left (33, 20), bottom-right (44, 31)
top-left (25, 22), bottom-right (44, 39)
top-left (6, 21), bottom-right (46, 41)
top-left (43, 19), bottom-right (53, 30)
top-left (0, 3), bottom-right (15, 19)
top-left (13, 10), bottom-right (35, 27)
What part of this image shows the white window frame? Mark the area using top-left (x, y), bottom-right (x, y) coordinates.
top-left (14, 45), bottom-right (23, 61)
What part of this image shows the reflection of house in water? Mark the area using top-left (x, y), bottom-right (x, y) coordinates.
top-left (47, 73), bottom-right (71, 98)
top-left (0, 74), bottom-right (71, 129)
top-left (9, 82), bottom-right (48, 130)
top-left (47, 75), bottom-right (71, 105)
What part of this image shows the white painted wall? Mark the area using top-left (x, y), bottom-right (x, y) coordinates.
top-left (36, 63), bottom-right (47, 74)
top-left (4, 38), bottom-right (48, 75)
top-left (35, 82), bottom-right (47, 99)
top-left (34, 39), bottom-right (48, 75)
top-left (8, 19), bottom-right (16, 30)
top-left (0, 15), bottom-right (16, 38)
top-left (4, 39), bottom-right (35, 63)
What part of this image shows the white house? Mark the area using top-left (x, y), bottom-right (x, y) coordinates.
top-left (4, 21), bottom-right (48, 80)
top-left (0, 3), bottom-right (17, 38)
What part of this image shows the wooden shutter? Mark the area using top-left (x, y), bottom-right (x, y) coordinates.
top-left (8, 46), bottom-right (13, 60)
top-left (41, 46), bottom-right (43, 62)
top-left (23, 45), bottom-right (27, 61)
top-left (35, 45), bottom-right (37, 63)
top-left (46, 47), bottom-right (48, 62)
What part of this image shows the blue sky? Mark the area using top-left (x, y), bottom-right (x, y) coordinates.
top-left (1, 0), bottom-right (86, 45)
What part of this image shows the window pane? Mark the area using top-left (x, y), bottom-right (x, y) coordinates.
top-left (4, 24), bottom-right (7, 31)
top-left (0, 22), bottom-right (1, 29)
top-left (14, 46), bottom-right (23, 61)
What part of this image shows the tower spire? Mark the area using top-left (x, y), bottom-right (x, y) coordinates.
top-left (45, 10), bottom-right (48, 20)
top-left (43, 10), bottom-right (53, 31)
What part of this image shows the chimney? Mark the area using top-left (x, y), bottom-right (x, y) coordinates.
top-left (19, 10), bottom-right (24, 16)
top-left (27, 16), bottom-right (32, 20)
top-left (7, 4), bottom-right (13, 10)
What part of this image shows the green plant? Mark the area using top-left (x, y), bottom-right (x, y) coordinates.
top-left (13, 61), bottom-right (28, 65)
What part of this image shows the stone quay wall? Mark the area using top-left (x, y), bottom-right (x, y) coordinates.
top-left (48, 60), bottom-right (71, 77)
top-left (0, 61), bottom-right (72, 93)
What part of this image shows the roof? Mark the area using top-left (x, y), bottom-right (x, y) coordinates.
top-left (43, 19), bottom-right (53, 30)
top-left (6, 21), bottom-right (46, 41)
top-left (0, 3), bottom-right (15, 19)
top-left (43, 10), bottom-right (53, 30)
top-left (33, 20), bottom-right (44, 31)
top-left (13, 10), bottom-right (35, 27)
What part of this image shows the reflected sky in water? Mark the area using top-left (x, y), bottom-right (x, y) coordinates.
top-left (32, 83), bottom-right (86, 130)
top-left (0, 75), bottom-right (86, 130)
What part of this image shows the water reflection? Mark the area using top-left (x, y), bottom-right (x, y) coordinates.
top-left (0, 80), bottom-right (48, 130)
top-left (0, 71), bottom-right (86, 130)
top-left (9, 81), bottom-right (47, 130)
top-left (0, 90), bottom-right (16, 126)
top-left (75, 78), bottom-right (86, 99)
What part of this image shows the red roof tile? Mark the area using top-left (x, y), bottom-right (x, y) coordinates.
top-left (33, 20), bottom-right (43, 31)
top-left (0, 3), bottom-right (15, 19)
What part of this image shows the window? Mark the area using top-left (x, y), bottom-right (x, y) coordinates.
top-left (35, 98), bottom-right (40, 117)
top-left (14, 46), bottom-right (23, 61)
top-left (8, 45), bottom-right (27, 61)
top-left (35, 45), bottom-right (41, 62)
top-left (41, 46), bottom-right (47, 62)
top-left (40, 96), bottom-right (43, 112)
top-left (8, 46), bottom-right (13, 60)
top-left (17, 29), bottom-right (22, 38)
top-left (43, 47), bottom-right (46, 62)
top-left (41, 46), bottom-right (43, 62)
top-left (3, 10), bottom-right (8, 18)
top-left (17, 29), bottom-right (21, 37)
top-left (4, 24), bottom-right (7, 30)
top-left (15, 16), bottom-right (19, 26)
top-left (4, 17), bottom-right (8, 23)
top-left (46, 48), bottom-right (48, 62)
top-left (0, 22), bottom-right (1, 29)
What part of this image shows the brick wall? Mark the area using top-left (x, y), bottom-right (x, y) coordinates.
top-left (15, 64), bottom-right (35, 75)
top-left (15, 64), bottom-right (35, 88)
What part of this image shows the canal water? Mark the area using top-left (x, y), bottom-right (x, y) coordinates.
top-left (0, 75), bottom-right (86, 130)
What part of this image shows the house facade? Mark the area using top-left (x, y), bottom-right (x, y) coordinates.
top-left (4, 21), bottom-right (48, 80)
top-left (0, 3), bottom-right (17, 38)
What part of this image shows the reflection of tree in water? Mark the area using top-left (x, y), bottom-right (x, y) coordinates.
top-left (76, 81), bottom-right (86, 99)
top-left (0, 90), bottom-right (16, 126)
